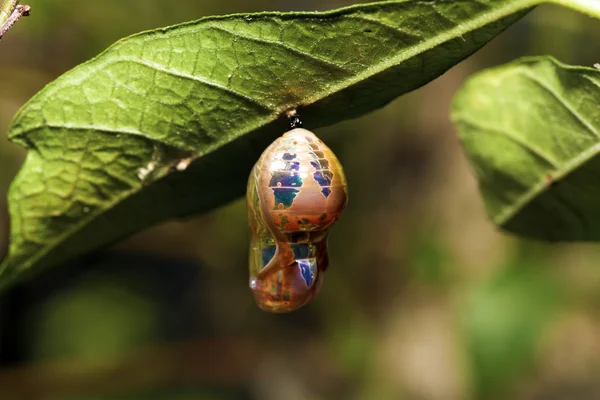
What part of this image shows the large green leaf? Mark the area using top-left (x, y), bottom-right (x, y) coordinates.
top-left (6, 0), bottom-right (599, 289)
top-left (453, 57), bottom-right (600, 241)
top-left (2, 1), bottom-right (533, 288)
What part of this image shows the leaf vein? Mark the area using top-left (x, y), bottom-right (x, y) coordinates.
top-left (347, 15), bottom-right (423, 39)
top-left (114, 58), bottom-right (274, 112)
top-left (206, 24), bottom-right (352, 73)
top-left (457, 115), bottom-right (560, 168)
top-left (522, 71), bottom-right (600, 138)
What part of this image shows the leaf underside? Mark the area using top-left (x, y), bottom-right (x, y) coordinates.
top-left (453, 57), bottom-right (600, 242)
top-left (2, 0), bottom-right (532, 289)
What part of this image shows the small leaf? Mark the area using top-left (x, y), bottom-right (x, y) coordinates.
top-left (2, 1), bottom-right (533, 288)
top-left (453, 56), bottom-right (600, 241)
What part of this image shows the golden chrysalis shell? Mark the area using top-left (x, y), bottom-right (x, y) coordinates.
top-left (246, 128), bottom-right (348, 313)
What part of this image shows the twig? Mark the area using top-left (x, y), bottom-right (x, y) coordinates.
top-left (0, 0), bottom-right (18, 26)
top-left (0, 3), bottom-right (30, 40)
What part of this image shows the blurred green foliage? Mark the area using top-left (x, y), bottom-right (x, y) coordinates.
top-left (28, 273), bottom-right (160, 362)
top-left (464, 263), bottom-right (562, 398)
top-left (1, 1), bottom-right (600, 400)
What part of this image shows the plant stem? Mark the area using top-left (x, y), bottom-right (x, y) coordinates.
top-left (0, 3), bottom-right (29, 40)
top-left (0, 0), bottom-right (18, 27)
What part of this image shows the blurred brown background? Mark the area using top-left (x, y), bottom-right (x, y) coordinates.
top-left (1, 1), bottom-right (600, 399)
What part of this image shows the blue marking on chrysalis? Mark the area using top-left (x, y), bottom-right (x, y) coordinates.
top-left (297, 259), bottom-right (315, 287)
top-left (313, 170), bottom-right (333, 198)
top-left (271, 188), bottom-right (300, 208)
top-left (291, 243), bottom-right (310, 259)
top-left (261, 246), bottom-right (276, 268)
top-left (269, 160), bottom-right (303, 208)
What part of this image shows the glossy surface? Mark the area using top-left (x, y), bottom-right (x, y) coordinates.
top-left (247, 128), bottom-right (348, 313)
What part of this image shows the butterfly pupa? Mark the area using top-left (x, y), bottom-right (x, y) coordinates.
top-left (246, 126), bottom-right (348, 313)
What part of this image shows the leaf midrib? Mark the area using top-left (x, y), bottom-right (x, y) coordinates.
top-left (495, 142), bottom-right (600, 227)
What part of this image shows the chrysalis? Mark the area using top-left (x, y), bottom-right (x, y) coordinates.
top-left (246, 122), bottom-right (348, 313)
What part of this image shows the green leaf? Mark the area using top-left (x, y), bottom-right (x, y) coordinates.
top-left (0, 0), bottom-right (551, 289)
top-left (453, 56), bottom-right (600, 241)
